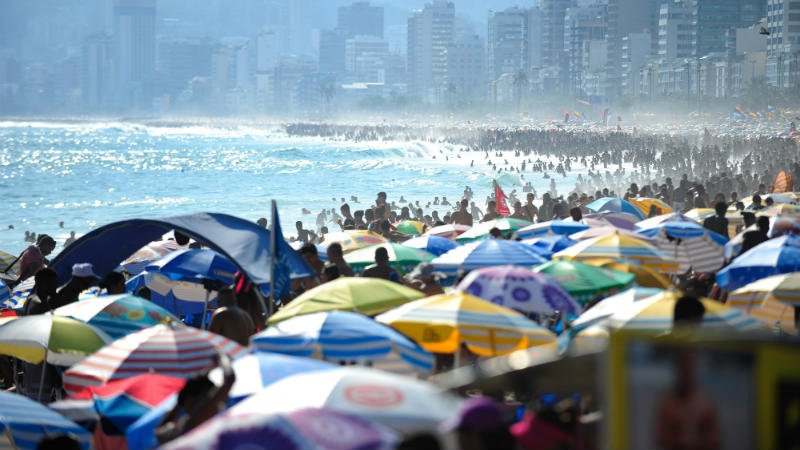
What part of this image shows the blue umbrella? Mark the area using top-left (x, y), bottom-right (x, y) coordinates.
top-left (402, 235), bottom-right (459, 256)
top-left (0, 390), bottom-right (92, 450)
top-left (431, 239), bottom-right (548, 274)
top-left (0, 279), bottom-right (10, 310)
top-left (636, 217), bottom-right (728, 272)
top-left (145, 249), bottom-right (237, 284)
top-left (252, 311), bottom-right (434, 375)
top-left (586, 197), bottom-right (645, 220)
top-left (716, 236), bottom-right (800, 291)
top-left (3, 277), bottom-right (34, 311)
top-left (516, 220), bottom-right (589, 239)
top-left (208, 352), bottom-right (337, 402)
top-left (522, 235), bottom-right (578, 254)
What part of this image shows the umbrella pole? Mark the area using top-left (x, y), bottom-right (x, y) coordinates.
top-left (201, 288), bottom-right (210, 330)
top-left (37, 351), bottom-right (47, 403)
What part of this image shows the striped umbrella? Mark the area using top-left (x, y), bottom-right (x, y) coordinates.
top-left (725, 225), bottom-right (758, 260)
top-left (515, 220), bottom-right (589, 239)
top-left (0, 391), bottom-right (92, 450)
top-left (736, 297), bottom-right (797, 333)
top-left (716, 235), bottom-right (800, 291)
top-left (4, 277), bottom-right (34, 311)
top-left (456, 218), bottom-right (533, 243)
top-left (553, 232), bottom-right (680, 273)
top-left (344, 243), bottom-right (435, 274)
top-left (208, 352), bottom-right (337, 402)
top-left (727, 273), bottom-right (800, 308)
top-left (62, 323), bottom-right (247, 395)
top-left (0, 279), bottom-right (9, 311)
top-left (252, 311), bottom-right (434, 375)
top-left (0, 249), bottom-right (21, 280)
top-left (456, 266), bottom-right (582, 315)
top-left (605, 291), bottom-right (763, 331)
top-left (401, 235), bottom-right (459, 257)
top-left (533, 260), bottom-right (636, 304)
top-left (521, 235), bottom-right (577, 254)
top-left (630, 197), bottom-right (673, 216)
top-left (52, 294), bottom-right (178, 339)
top-left (583, 211), bottom-right (641, 230)
top-left (584, 259), bottom-right (673, 289)
top-left (569, 226), bottom-right (655, 244)
top-left (376, 292), bottom-right (556, 357)
top-left (431, 240), bottom-right (548, 275)
top-left (423, 224), bottom-right (471, 240)
top-left (773, 170), bottom-right (794, 193)
top-left (321, 231), bottom-right (387, 254)
top-left (569, 287), bottom-right (665, 330)
top-left (0, 315), bottom-right (111, 366)
top-left (636, 216), bottom-right (727, 273)
top-left (121, 240), bottom-right (181, 275)
top-left (585, 197), bottom-right (645, 220)
top-left (267, 277), bottom-right (426, 324)
top-left (760, 203), bottom-right (800, 217)
top-left (126, 271), bottom-right (222, 316)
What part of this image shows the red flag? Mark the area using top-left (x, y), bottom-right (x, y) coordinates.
top-left (494, 180), bottom-right (510, 216)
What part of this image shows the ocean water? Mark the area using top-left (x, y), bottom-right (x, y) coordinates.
top-left (0, 120), bottom-right (581, 254)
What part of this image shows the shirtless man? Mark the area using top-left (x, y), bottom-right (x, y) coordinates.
top-left (361, 247), bottom-right (399, 282)
top-left (451, 199), bottom-right (473, 227)
top-left (482, 201), bottom-right (501, 222)
top-left (523, 193), bottom-right (538, 222)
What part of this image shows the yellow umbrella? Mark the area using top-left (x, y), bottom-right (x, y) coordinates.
top-left (742, 297), bottom-right (796, 334)
top-left (0, 250), bottom-right (20, 280)
top-left (553, 232), bottom-right (680, 273)
top-left (759, 203), bottom-right (800, 218)
top-left (727, 273), bottom-right (800, 308)
top-left (630, 197), bottom-right (673, 216)
top-left (375, 292), bottom-right (555, 357)
top-left (320, 230), bottom-right (387, 253)
top-left (685, 208), bottom-right (744, 227)
top-left (584, 259), bottom-right (673, 289)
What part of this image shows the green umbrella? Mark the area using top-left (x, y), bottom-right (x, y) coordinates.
top-left (533, 260), bottom-right (636, 304)
top-left (0, 315), bottom-right (110, 366)
top-left (395, 220), bottom-right (426, 236)
top-left (268, 277), bottom-right (425, 324)
top-left (456, 218), bottom-right (532, 243)
top-left (344, 243), bottom-right (436, 274)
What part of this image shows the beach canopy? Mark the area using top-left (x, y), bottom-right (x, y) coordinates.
top-left (49, 212), bottom-right (314, 297)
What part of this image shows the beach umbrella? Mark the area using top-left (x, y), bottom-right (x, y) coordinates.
top-left (268, 277), bottom-right (425, 324)
top-left (552, 232), bottom-right (680, 273)
top-left (51, 374), bottom-right (186, 435)
top-left (682, 208), bottom-right (744, 227)
top-left (456, 266), bottom-right (581, 315)
top-left (533, 260), bottom-right (636, 304)
top-left (585, 197), bottom-right (645, 220)
top-left (431, 239), bottom-right (548, 275)
top-left (724, 224), bottom-right (758, 259)
top-left (584, 259), bottom-right (673, 289)
top-left (376, 292), bottom-right (556, 357)
top-left (344, 243), bottom-right (436, 274)
top-left (208, 352), bottom-right (338, 402)
top-left (569, 287), bottom-right (665, 330)
top-left (569, 226), bottom-right (655, 244)
top-left (736, 297), bottom-right (796, 333)
top-left (252, 311), bottom-right (434, 375)
top-left (727, 273), bottom-right (800, 308)
top-left (3, 276), bottom-right (34, 310)
top-left (636, 216), bottom-right (727, 273)
top-left (52, 293), bottom-right (177, 339)
top-left (126, 271), bottom-right (223, 316)
top-left (229, 367), bottom-right (461, 433)
top-left (120, 239), bottom-right (181, 275)
top-left (0, 249), bottom-right (21, 280)
top-left (0, 390), bottom-right (92, 450)
top-left (522, 235), bottom-right (576, 254)
top-left (716, 235), bottom-right (800, 291)
top-left (394, 220), bottom-right (426, 236)
top-left (760, 203), bottom-right (800, 217)
top-left (62, 323), bottom-right (246, 395)
top-left (456, 218), bottom-right (533, 243)
top-left (0, 315), bottom-right (110, 366)
top-left (163, 407), bottom-right (399, 450)
top-left (630, 197), bottom-right (673, 216)
top-left (321, 231), bottom-right (387, 253)
top-left (0, 279), bottom-right (9, 310)
top-left (145, 248), bottom-right (237, 284)
top-left (402, 235), bottom-right (459, 256)
top-left (515, 220), bottom-right (589, 239)
top-left (423, 223), bottom-right (471, 239)
top-left (769, 215), bottom-right (800, 238)
top-left (583, 211), bottom-right (640, 230)
top-left (604, 290), bottom-right (764, 331)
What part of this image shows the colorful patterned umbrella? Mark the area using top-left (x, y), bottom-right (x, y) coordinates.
top-left (344, 243), bottom-right (435, 274)
top-left (585, 197), bottom-right (645, 220)
top-left (63, 323), bottom-right (246, 395)
top-left (636, 216), bottom-right (727, 272)
top-left (267, 277), bottom-right (425, 324)
top-left (456, 266), bottom-right (581, 315)
top-left (394, 220), bottom-right (426, 236)
top-left (456, 218), bottom-right (533, 243)
top-left (252, 311), bottom-right (434, 375)
top-left (515, 220), bottom-right (589, 239)
top-left (3, 276), bottom-right (34, 310)
top-left (727, 273), bottom-right (800, 308)
top-left (584, 259), bottom-right (673, 289)
top-left (569, 226), bottom-right (655, 244)
top-left (424, 223), bottom-right (471, 239)
top-left (126, 271), bottom-right (222, 316)
top-left (163, 407), bottom-right (399, 450)
top-left (630, 197), bottom-right (673, 216)
top-left (533, 260), bottom-right (636, 303)
top-left (321, 231), bottom-right (387, 254)
top-left (51, 374), bottom-right (186, 434)
top-left (716, 235), bottom-right (800, 291)
top-left (553, 232), bottom-right (680, 273)
top-left (121, 239), bottom-right (181, 275)
top-left (376, 292), bottom-right (556, 356)
top-left (52, 293), bottom-right (177, 339)
top-left (0, 315), bottom-right (111, 366)
top-left (0, 279), bottom-right (9, 311)
top-left (401, 235), bottom-right (459, 256)
top-left (0, 391), bottom-right (92, 450)
top-left (569, 287), bottom-right (665, 329)
top-left (229, 367), bottom-right (461, 433)
top-left (431, 239), bottom-right (548, 275)
top-left (583, 211), bottom-right (640, 230)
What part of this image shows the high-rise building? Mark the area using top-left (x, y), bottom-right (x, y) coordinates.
top-left (407, 0), bottom-right (455, 102)
top-left (345, 35), bottom-right (389, 82)
top-left (488, 7), bottom-right (529, 83)
top-left (112, 0), bottom-right (156, 107)
top-left (318, 29), bottom-right (347, 74)
top-left (82, 34), bottom-right (112, 108)
top-left (564, 3), bottom-right (607, 94)
top-left (447, 33), bottom-right (485, 102)
top-left (766, 0), bottom-right (800, 87)
top-left (658, 1), bottom-right (693, 60)
top-left (338, 2), bottom-right (384, 39)
top-left (605, 0), bottom-right (659, 97)
top-left (540, 0), bottom-right (576, 68)
top-left (157, 37), bottom-right (214, 97)
top-left (691, 0), bottom-right (750, 57)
